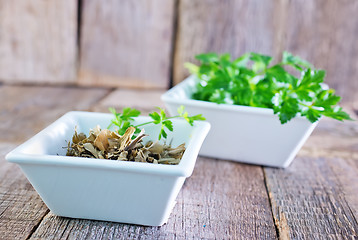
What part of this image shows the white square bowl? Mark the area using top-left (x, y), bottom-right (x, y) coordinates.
top-left (161, 76), bottom-right (318, 168)
top-left (6, 111), bottom-right (210, 226)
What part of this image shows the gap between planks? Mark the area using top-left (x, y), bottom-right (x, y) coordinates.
top-left (26, 209), bottom-right (51, 240)
top-left (262, 167), bottom-right (282, 240)
top-left (0, 85), bottom-right (112, 240)
top-left (263, 155), bottom-right (358, 239)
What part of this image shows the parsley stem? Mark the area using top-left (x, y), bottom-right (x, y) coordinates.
top-left (133, 115), bottom-right (180, 128)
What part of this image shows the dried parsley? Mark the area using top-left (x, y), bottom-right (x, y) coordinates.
top-left (66, 106), bottom-right (205, 165)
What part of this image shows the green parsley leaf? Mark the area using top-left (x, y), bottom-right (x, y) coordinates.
top-left (163, 120), bottom-right (173, 131)
top-left (177, 105), bottom-right (185, 115)
top-left (232, 53), bottom-right (250, 67)
top-left (195, 53), bottom-right (219, 63)
top-left (250, 52), bottom-right (272, 73)
top-left (184, 62), bottom-right (199, 75)
top-left (302, 107), bottom-right (322, 123)
top-left (282, 51), bottom-right (312, 70)
top-left (159, 128), bottom-right (167, 140)
top-left (149, 112), bottom-right (161, 124)
top-left (121, 107), bottom-right (141, 121)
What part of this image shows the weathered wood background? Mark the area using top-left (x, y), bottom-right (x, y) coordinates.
top-left (0, 0), bottom-right (357, 102)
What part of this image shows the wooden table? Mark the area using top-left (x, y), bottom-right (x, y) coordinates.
top-left (1, 85), bottom-right (357, 239)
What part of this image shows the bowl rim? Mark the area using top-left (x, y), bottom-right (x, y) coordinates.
top-left (6, 111), bottom-right (211, 177)
top-left (161, 75), bottom-right (313, 122)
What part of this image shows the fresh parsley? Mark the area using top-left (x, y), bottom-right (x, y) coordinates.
top-left (108, 106), bottom-right (205, 140)
top-left (185, 52), bottom-right (352, 124)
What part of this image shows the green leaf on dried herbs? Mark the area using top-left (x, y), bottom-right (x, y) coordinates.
top-left (109, 106), bottom-right (206, 140)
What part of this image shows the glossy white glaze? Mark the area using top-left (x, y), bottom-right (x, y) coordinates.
top-left (161, 76), bottom-right (318, 168)
top-left (6, 111), bottom-right (210, 226)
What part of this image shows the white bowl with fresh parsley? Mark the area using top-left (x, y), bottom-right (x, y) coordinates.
top-left (161, 52), bottom-right (351, 168)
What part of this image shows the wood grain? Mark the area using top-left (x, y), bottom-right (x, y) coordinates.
top-left (0, 85), bottom-right (110, 143)
top-left (299, 117), bottom-right (358, 160)
top-left (264, 107), bottom-right (358, 239)
top-left (1, 84), bottom-right (357, 239)
top-left (0, 86), bottom-right (110, 240)
top-left (29, 158), bottom-right (277, 239)
top-left (0, 143), bottom-right (49, 240)
top-left (173, 0), bottom-right (278, 85)
top-left (278, 0), bottom-right (358, 103)
top-left (0, 0), bottom-right (77, 84)
top-left (264, 156), bottom-right (358, 239)
top-left (79, 0), bottom-right (175, 89)
top-left (173, 0), bottom-right (358, 103)
top-left (92, 88), bottom-right (166, 115)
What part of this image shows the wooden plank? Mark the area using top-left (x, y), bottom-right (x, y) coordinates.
top-left (173, 0), bottom-right (278, 85)
top-left (79, 0), bottom-right (175, 89)
top-left (298, 104), bottom-right (358, 159)
top-left (266, 106), bottom-right (358, 239)
top-left (0, 143), bottom-right (49, 240)
top-left (0, 85), bottom-right (110, 143)
top-left (0, 0), bottom-right (77, 84)
top-left (29, 158), bottom-right (277, 239)
top-left (173, 0), bottom-right (358, 103)
top-left (0, 86), bottom-right (111, 239)
top-left (264, 116), bottom-right (358, 239)
top-left (174, 158), bottom-right (276, 239)
top-left (92, 88), bottom-right (166, 115)
top-left (264, 156), bottom-right (358, 239)
top-left (279, 0), bottom-right (358, 103)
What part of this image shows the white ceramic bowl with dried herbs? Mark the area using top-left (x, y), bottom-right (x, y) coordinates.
top-left (6, 111), bottom-right (210, 226)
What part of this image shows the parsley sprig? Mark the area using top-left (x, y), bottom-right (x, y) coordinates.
top-left (108, 106), bottom-right (205, 140)
top-left (185, 52), bottom-right (352, 124)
